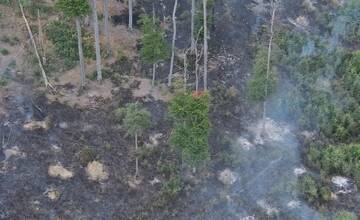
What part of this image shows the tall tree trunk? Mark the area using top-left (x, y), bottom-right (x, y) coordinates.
top-left (75, 17), bottom-right (86, 89)
top-left (190, 0), bottom-right (196, 51)
top-left (19, 0), bottom-right (52, 89)
top-left (152, 63), bottom-right (156, 87)
top-left (104, 0), bottom-right (111, 55)
top-left (129, 0), bottom-right (133, 30)
top-left (263, 0), bottom-right (276, 130)
top-left (92, 0), bottom-right (102, 81)
top-left (168, 0), bottom-right (178, 87)
top-left (183, 50), bottom-right (188, 91)
top-left (37, 9), bottom-right (46, 65)
top-left (203, 0), bottom-right (208, 91)
top-left (135, 132), bottom-right (139, 177)
top-left (152, 2), bottom-right (156, 24)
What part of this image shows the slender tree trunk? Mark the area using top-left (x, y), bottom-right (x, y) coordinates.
top-left (75, 17), bottom-right (86, 89)
top-left (92, 0), bottom-right (102, 81)
top-left (152, 2), bottom-right (156, 24)
top-left (183, 50), bottom-right (188, 91)
top-left (104, 0), bottom-right (111, 55)
top-left (168, 0), bottom-right (178, 87)
top-left (152, 63), bottom-right (156, 87)
top-left (263, 0), bottom-right (276, 130)
top-left (19, 1), bottom-right (52, 88)
top-left (135, 132), bottom-right (139, 177)
top-left (37, 9), bottom-right (46, 65)
top-left (203, 0), bottom-right (208, 91)
top-left (191, 0), bottom-right (196, 51)
top-left (129, 0), bottom-right (133, 30)
top-left (195, 45), bottom-right (199, 92)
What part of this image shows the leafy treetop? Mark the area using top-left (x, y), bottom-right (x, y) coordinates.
top-left (139, 14), bottom-right (170, 65)
top-left (115, 102), bottom-right (151, 137)
top-left (56, 0), bottom-right (90, 18)
top-left (169, 92), bottom-right (211, 166)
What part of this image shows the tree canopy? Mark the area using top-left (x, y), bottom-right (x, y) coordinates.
top-left (56, 0), bottom-right (90, 18)
top-left (169, 92), bottom-right (211, 166)
top-left (139, 15), bottom-right (170, 65)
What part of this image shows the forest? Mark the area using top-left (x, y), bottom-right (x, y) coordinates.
top-left (0, 0), bottom-right (360, 219)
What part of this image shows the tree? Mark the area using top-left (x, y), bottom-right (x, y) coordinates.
top-left (190, 0), bottom-right (196, 51)
top-left (103, 0), bottom-right (111, 54)
top-left (18, 0), bottom-right (53, 89)
top-left (115, 103), bottom-right (151, 177)
top-left (57, 0), bottom-right (90, 89)
top-left (169, 92), bottom-right (211, 167)
top-left (263, 0), bottom-right (277, 122)
top-left (128, 0), bottom-right (133, 30)
top-left (248, 48), bottom-right (276, 103)
top-left (168, 0), bottom-right (178, 87)
top-left (91, 0), bottom-right (102, 81)
top-left (140, 15), bottom-right (170, 87)
top-left (203, 0), bottom-right (208, 91)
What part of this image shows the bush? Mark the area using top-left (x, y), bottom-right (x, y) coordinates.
top-left (334, 211), bottom-right (357, 220)
top-left (77, 147), bottom-right (97, 167)
top-left (0, 76), bottom-right (8, 87)
top-left (161, 176), bottom-right (183, 199)
top-left (0, 48), bottom-right (9, 55)
top-left (248, 47), bottom-right (277, 102)
top-left (297, 174), bottom-right (332, 205)
top-left (169, 92), bottom-right (211, 166)
top-left (308, 144), bottom-right (360, 184)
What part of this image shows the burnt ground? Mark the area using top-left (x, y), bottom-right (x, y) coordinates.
top-left (1, 0), bottom-right (359, 219)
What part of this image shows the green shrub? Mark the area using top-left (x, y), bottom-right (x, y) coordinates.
top-left (0, 76), bottom-right (8, 87)
top-left (297, 174), bottom-right (332, 205)
top-left (308, 144), bottom-right (360, 184)
top-left (334, 211), bottom-right (357, 220)
top-left (0, 48), bottom-right (9, 55)
top-left (161, 176), bottom-right (183, 199)
top-left (169, 92), bottom-right (211, 166)
top-left (77, 147), bottom-right (97, 167)
top-left (248, 47), bottom-right (277, 102)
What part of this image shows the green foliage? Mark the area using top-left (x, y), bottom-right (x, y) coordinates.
top-left (139, 15), bottom-right (170, 65)
top-left (115, 102), bottom-right (151, 137)
top-left (297, 174), bottom-right (332, 205)
top-left (0, 76), bottom-right (8, 87)
top-left (342, 51), bottom-right (360, 102)
top-left (77, 147), bottom-right (97, 167)
top-left (308, 144), bottom-right (360, 184)
top-left (46, 20), bottom-right (95, 68)
top-left (169, 92), bottom-right (211, 166)
top-left (0, 0), bottom-right (11, 5)
top-left (340, 0), bottom-right (360, 44)
top-left (248, 47), bottom-right (277, 102)
top-left (56, 0), bottom-right (90, 18)
top-left (0, 48), bottom-right (9, 55)
top-left (194, 0), bottom-right (215, 40)
top-left (161, 176), bottom-right (183, 199)
top-left (334, 211), bottom-right (357, 220)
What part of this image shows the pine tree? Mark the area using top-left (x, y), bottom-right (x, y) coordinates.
top-left (139, 15), bottom-right (170, 87)
top-left (57, 0), bottom-right (90, 89)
